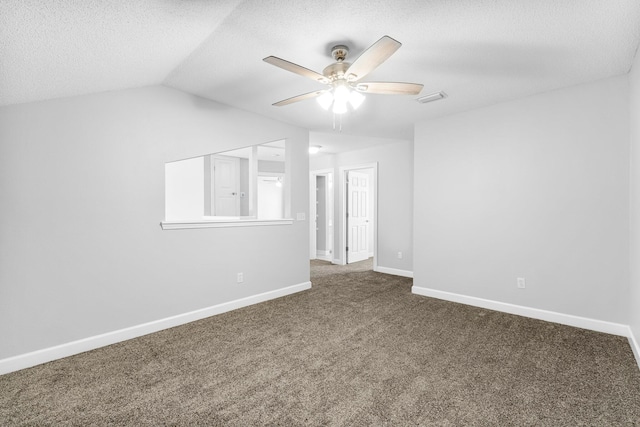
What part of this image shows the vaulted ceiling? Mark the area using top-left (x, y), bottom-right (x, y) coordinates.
top-left (2, 0), bottom-right (640, 141)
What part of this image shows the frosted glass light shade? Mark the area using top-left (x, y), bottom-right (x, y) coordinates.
top-left (333, 85), bottom-right (350, 104)
top-left (316, 83), bottom-right (366, 115)
top-left (316, 92), bottom-right (333, 110)
top-left (349, 91), bottom-right (365, 109)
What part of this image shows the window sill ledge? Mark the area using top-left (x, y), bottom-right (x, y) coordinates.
top-left (160, 218), bottom-right (294, 230)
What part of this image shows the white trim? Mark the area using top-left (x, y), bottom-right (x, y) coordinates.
top-left (375, 266), bottom-right (414, 278)
top-left (310, 168), bottom-right (334, 261)
top-left (160, 218), bottom-right (293, 230)
top-left (0, 282), bottom-right (311, 376)
top-left (316, 250), bottom-right (332, 262)
top-left (411, 286), bottom-right (629, 337)
top-left (629, 327), bottom-right (640, 370)
top-left (332, 258), bottom-right (341, 265)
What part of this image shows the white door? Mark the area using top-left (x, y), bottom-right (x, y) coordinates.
top-left (257, 175), bottom-right (283, 219)
top-left (346, 170), bottom-right (370, 263)
top-left (213, 156), bottom-right (240, 216)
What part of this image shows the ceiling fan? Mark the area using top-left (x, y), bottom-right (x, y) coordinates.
top-left (263, 35), bottom-right (423, 114)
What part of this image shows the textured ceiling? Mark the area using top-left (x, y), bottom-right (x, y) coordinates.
top-left (0, 0), bottom-right (242, 105)
top-left (2, 0), bottom-right (640, 143)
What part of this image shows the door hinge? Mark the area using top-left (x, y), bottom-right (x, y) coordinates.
top-left (346, 246), bottom-right (349, 252)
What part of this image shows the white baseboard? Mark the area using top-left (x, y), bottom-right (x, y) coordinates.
top-left (0, 281), bottom-right (312, 376)
top-left (375, 266), bottom-right (414, 278)
top-left (332, 258), bottom-right (342, 265)
top-left (411, 285), bottom-right (629, 337)
top-left (316, 251), bottom-right (332, 262)
top-left (629, 327), bottom-right (640, 370)
top-left (414, 284), bottom-right (640, 370)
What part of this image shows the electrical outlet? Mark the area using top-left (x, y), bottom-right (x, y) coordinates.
top-left (397, 251), bottom-right (403, 259)
top-left (237, 273), bottom-right (244, 283)
top-left (517, 277), bottom-right (526, 289)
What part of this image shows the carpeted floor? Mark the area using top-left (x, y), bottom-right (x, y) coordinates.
top-left (1, 259), bottom-right (639, 425)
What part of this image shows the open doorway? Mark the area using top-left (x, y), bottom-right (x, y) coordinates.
top-left (310, 169), bottom-right (334, 261)
top-left (341, 163), bottom-right (377, 267)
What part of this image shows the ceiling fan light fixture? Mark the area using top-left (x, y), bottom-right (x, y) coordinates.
top-left (317, 91), bottom-right (333, 110)
top-left (333, 84), bottom-right (351, 104)
top-left (348, 90), bottom-right (365, 109)
top-left (265, 35), bottom-right (424, 121)
top-left (332, 99), bottom-right (348, 114)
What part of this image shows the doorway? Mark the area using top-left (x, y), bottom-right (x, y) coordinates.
top-left (341, 163), bottom-right (377, 266)
top-left (310, 169), bottom-right (334, 261)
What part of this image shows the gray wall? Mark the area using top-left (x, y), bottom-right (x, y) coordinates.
top-left (258, 160), bottom-right (285, 174)
top-left (0, 86), bottom-right (310, 360)
top-left (630, 50), bottom-right (640, 344)
top-left (414, 75), bottom-right (630, 324)
top-left (310, 139), bottom-right (414, 273)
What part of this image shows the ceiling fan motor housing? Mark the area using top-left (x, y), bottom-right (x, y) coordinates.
top-left (331, 45), bottom-right (349, 62)
top-left (323, 61), bottom-right (351, 82)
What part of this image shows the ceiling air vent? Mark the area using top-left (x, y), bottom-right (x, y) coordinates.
top-left (416, 91), bottom-right (447, 104)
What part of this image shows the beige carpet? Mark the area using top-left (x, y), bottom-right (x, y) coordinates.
top-left (1, 259), bottom-right (639, 425)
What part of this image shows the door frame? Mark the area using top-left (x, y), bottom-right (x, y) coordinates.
top-left (340, 162), bottom-right (378, 268)
top-left (309, 168), bottom-right (334, 261)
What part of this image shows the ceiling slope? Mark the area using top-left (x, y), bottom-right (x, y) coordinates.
top-left (2, 0), bottom-right (640, 140)
top-left (0, 0), bottom-right (243, 106)
top-left (164, 0), bottom-right (640, 139)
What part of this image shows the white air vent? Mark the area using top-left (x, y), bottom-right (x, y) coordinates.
top-left (416, 91), bottom-right (447, 104)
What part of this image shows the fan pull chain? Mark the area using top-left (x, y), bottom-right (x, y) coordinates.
top-left (331, 112), bottom-right (344, 132)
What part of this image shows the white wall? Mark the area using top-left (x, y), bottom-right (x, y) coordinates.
top-left (0, 86), bottom-right (309, 361)
top-left (310, 138), bottom-right (414, 273)
top-left (629, 49), bottom-right (640, 352)
top-left (414, 76), bottom-right (630, 324)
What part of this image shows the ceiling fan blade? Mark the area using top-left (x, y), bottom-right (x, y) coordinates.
top-left (263, 56), bottom-right (329, 84)
top-left (355, 82), bottom-right (423, 95)
top-left (345, 36), bottom-right (402, 81)
top-left (272, 90), bottom-right (328, 107)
